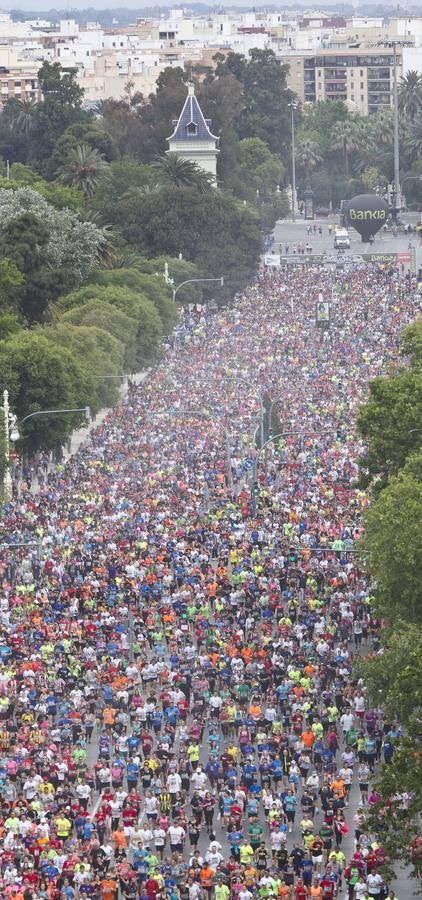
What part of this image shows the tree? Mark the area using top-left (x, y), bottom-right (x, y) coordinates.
top-left (0, 258), bottom-right (23, 311)
top-left (91, 159), bottom-right (154, 208)
top-left (132, 67), bottom-right (189, 162)
top-left (0, 331), bottom-right (93, 452)
top-left (56, 284), bottom-right (162, 367)
top-left (358, 621), bottom-right (422, 728)
top-left (59, 300), bottom-right (138, 371)
top-left (139, 255), bottom-right (203, 305)
top-left (0, 187), bottom-right (106, 298)
top-left (398, 70), bottom-right (422, 122)
top-left (295, 137), bottom-right (321, 181)
top-left (357, 320), bottom-right (422, 487)
top-left (5, 97), bottom-right (37, 135)
top-left (30, 62), bottom-right (86, 166)
top-left (43, 322), bottom-right (125, 408)
top-left (360, 451), bottom-right (422, 623)
top-left (214, 50), bottom-right (292, 160)
top-left (356, 621), bottom-right (422, 880)
top-left (0, 213), bottom-right (69, 322)
top-left (153, 154), bottom-right (214, 192)
top-left (198, 73), bottom-right (243, 185)
top-left (86, 268), bottom-right (176, 333)
top-left (0, 313), bottom-right (22, 341)
top-left (331, 119), bottom-right (362, 177)
top-left (47, 121), bottom-right (116, 177)
top-left (235, 137), bottom-right (284, 200)
top-left (58, 143), bottom-right (109, 198)
top-left (403, 113), bottom-right (422, 163)
top-left (108, 184), bottom-right (262, 298)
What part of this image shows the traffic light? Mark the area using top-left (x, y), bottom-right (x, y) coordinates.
top-left (252, 482), bottom-right (260, 497)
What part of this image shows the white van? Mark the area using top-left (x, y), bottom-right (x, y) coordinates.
top-left (334, 228), bottom-right (350, 249)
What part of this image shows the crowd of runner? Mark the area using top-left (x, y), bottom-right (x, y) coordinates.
top-left (0, 264), bottom-right (418, 900)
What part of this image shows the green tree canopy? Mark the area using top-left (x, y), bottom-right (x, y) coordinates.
top-left (357, 321), bottom-right (422, 487)
top-left (93, 159), bottom-right (155, 206)
top-left (85, 268), bottom-right (176, 332)
top-left (0, 331), bottom-right (93, 452)
top-left (57, 143), bottom-right (109, 198)
top-left (235, 137), bottom-right (284, 199)
top-left (42, 322), bottom-right (125, 408)
top-left (214, 50), bottom-right (292, 160)
top-left (0, 187), bottom-right (105, 291)
top-left (59, 299), bottom-right (138, 372)
top-left (0, 213), bottom-right (70, 321)
top-left (30, 62), bottom-right (85, 166)
top-left (48, 120), bottom-right (116, 177)
top-left (56, 284), bottom-right (162, 366)
top-left (360, 451), bottom-right (422, 623)
top-left (106, 184), bottom-right (262, 297)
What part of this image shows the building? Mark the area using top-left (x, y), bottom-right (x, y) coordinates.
top-left (283, 46), bottom-right (404, 115)
top-left (0, 66), bottom-right (41, 103)
top-left (167, 83), bottom-right (219, 181)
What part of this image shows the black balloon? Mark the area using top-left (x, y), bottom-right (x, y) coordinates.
top-left (345, 193), bottom-right (389, 242)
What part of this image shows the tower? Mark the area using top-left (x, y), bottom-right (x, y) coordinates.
top-left (167, 83), bottom-right (219, 183)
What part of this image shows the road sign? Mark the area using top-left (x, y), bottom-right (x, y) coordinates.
top-left (244, 459), bottom-right (254, 470)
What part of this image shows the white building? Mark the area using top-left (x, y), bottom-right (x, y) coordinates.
top-left (167, 83), bottom-right (219, 182)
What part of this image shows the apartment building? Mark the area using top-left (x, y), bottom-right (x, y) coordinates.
top-left (0, 66), bottom-right (41, 102)
top-left (284, 46), bottom-right (403, 115)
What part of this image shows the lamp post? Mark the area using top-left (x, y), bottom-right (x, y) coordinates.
top-left (172, 276), bottom-right (224, 305)
top-left (288, 102), bottom-right (298, 223)
top-left (1, 400), bottom-right (91, 503)
top-left (1, 391), bottom-right (20, 501)
top-left (392, 42), bottom-right (401, 223)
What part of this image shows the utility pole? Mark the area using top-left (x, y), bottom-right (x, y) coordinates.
top-left (288, 102), bottom-right (297, 222)
top-left (392, 42), bottom-right (400, 223)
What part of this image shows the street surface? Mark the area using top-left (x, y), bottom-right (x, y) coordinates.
top-left (272, 216), bottom-right (421, 274)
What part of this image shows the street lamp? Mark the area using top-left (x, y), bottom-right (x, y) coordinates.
top-left (288, 102), bottom-right (298, 223)
top-left (1, 390), bottom-right (19, 501)
top-left (19, 406), bottom-right (91, 426)
top-left (1, 399), bottom-right (91, 503)
top-left (391, 41), bottom-right (406, 222)
top-left (172, 276), bottom-right (224, 305)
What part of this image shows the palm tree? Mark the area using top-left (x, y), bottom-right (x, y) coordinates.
top-left (14, 97), bottom-right (37, 134)
top-left (398, 70), bottom-right (422, 123)
top-left (1, 96), bottom-right (37, 134)
top-left (403, 113), bottom-right (422, 162)
top-left (295, 138), bottom-right (321, 181)
top-left (331, 120), bottom-right (362, 177)
top-left (122, 183), bottom-right (161, 202)
top-left (58, 143), bottom-right (109, 198)
top-left (153, 153), bottom-right (214, 192)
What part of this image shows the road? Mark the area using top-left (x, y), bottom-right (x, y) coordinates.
top-left (271, 216), bottom-right (421, 274)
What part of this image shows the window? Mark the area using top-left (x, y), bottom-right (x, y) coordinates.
top-left (360, 69), bottom-right (363, 76)
top-left (187, 121), bottom-right (197, 136)
top-left (361, 82), bottom-right (364, 89)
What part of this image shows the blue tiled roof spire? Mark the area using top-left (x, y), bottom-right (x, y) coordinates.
top-left (167, 83), bottom-right (219, 142)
